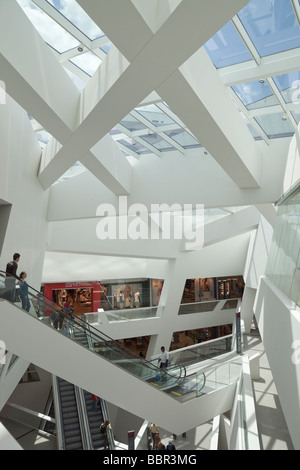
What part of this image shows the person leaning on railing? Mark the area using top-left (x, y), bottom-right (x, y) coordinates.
top-left (18, 272), bottom-right (31, 312)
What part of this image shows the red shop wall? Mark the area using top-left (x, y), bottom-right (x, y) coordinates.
top-left (43, 281), bottom-right (101, 312)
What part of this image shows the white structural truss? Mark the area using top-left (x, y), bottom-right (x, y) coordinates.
top-left (0, 0), bottom-right (300, 451)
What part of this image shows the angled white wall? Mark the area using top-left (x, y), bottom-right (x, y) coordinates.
top-left (0, 94), bottom-right (49, 288)
top-left (254, 277), bottom-right (300, 450)
top-left (46, 138), bottom-right (290, 223)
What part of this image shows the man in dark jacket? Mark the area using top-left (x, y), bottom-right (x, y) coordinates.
top-left (5, 253), bottom-right (20, 302)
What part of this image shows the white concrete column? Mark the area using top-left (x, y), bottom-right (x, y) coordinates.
top-left (148, 256), bottom-right (187, 357)
top-left (241, 286), bottom-right (257, 334)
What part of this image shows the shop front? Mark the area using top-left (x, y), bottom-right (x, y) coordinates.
top-left (42, 281), bottom-right (101, 315)
top-left (102, 278), bottom-right (151, 310)
top-left (181, 275), bottom-right (245, 303)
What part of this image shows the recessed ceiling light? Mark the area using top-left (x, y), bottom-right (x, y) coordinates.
top-left (77, 46), bottom-right (84, 52)
top-left (259, 79), bottom-right (265, 83)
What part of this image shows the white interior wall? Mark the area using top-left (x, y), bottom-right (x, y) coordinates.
top-left (254, 277), bottom-right (300, 450)
top-left (283, 132), bottom-right (300, 193)
top-left (0, 94), bottom-right (49, 289)
top-left (46, 138), bottom-right (290, 223)
top-left (42, 231), bottom-right (251, 284)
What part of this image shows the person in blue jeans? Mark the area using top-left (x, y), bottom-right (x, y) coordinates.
top-left (18, 272), bottom-right (31, 312)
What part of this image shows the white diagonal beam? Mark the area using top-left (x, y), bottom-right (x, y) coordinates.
top-left (0, 0), bottom-right (80, 141)
top-left (39, 0), bottom-right (250, 189)
top-left (0, 0), bottom-right (132, 195)
top-left (81, 0), bottom-right (261, 188)
top-left (77, 0), bottom-right (154, 62)
top-left (156, 48), bottom-right (262, 188)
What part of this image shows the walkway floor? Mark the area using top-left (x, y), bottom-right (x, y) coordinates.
top-left (243, 325), bottom-right (294, 450)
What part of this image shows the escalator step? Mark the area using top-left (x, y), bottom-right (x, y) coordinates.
top-left (62, 407), bottom-right (77, 415)
top-left (60, 392), bottom-right (76, 399)
top-left (63, 413), bottom-right (78, 424)
top-left (65, 442), bottom-right (83, 450)
top-left (66, 445), bottom-right (83, 451)
top-left (65, 435), bottom-right (82, 444)
top-left (64, 429), bottom-right (81, 438)
top-left (64, 424), bottom-right (81, 433)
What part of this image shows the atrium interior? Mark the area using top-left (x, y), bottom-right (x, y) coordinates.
top-left (0, 0), bottom-right (299, 451)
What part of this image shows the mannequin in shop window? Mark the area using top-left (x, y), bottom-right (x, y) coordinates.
top-left (119, 291), bottom-right (124, 309)
top-left (134, 291), bottom-right (141, 308)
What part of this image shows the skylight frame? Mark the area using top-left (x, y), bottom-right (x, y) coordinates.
top-left (31, 0), bottom-right (112, 81)
top-left (237, 0), bottom-right (300, 58)
top-left (213, 1), bottom-right (300, 142)
top-left (45, 0), bottom-right (105, 42)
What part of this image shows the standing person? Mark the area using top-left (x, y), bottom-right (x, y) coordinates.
top-left (18, 272), bottom-right (30, 312)
top-left (150, 423), bottom-right (159, 447)
top-left (5, 253), bottom-right (20, 302)
top-left (157, 441), bottom-right (166, 450)
top-left (158, 346), bottom-right (169, 369)
top-left (153, 431), bottom-right (161, 450)
top-left (166, 440), bottom-right (176, 450)
top-left (91, 394), bottom-right (100, 411)
top-left (100, 419), bottom-right (111, 449)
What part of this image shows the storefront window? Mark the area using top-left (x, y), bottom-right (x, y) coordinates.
top-left (52, 287), bottom-right (92, 315)
top-left (151, 279), bottom-right (164, 306)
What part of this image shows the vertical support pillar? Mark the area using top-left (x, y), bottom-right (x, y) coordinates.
top-left (146, 256), bottom-right (187, 359)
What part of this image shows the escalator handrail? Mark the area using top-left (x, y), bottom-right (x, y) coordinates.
top-left (0, 271), bottom-right (186, 385)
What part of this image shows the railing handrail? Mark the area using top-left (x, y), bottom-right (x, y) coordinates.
top-left (0, 271), bottom-right (187, 386)
top-left (179, 298), bottom-right (241, 307)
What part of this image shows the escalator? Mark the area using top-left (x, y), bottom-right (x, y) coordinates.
top-left (0, 271), bottom-right (240, 432)
top-left (55, 378), bottom-right (84, 450)
top-left (0, 270), bottom-right (188, 395)
top-left (83, 391), bottom-right (106, 450)
top-left (53, 324), bottom-right (112, 450)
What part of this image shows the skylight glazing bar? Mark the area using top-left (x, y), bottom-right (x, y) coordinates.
top-left (155, 132), bottom-right (185, 154)
top-left (220, 48), bottom-right (300, 87)
top-left (267, 77), bottom-right (298, 132)
top-left (231, 16), bottom-right (261, 65)
top-left (227, 88), bottom-right (270, 143)
top-left (63, 60), bottom-right (91, 81)
top-left (57, 45), bottom-right (89, 63)
top-left (130, 136), bottom-right (162, 157)
top-left (155, 102), bottom-right (187, 129)
top-left (116, 142), bottom-right (140, 160)
top-left (32, 0), bottom-right (93, 49)
top-left (129, 110), bottom-right (158, 134)
top-left (32, 0), bottom-right (110, 64)
top-left (43, 0), bottom-right (105, 42)
top-left (291, 0), bottom-right (300, 31)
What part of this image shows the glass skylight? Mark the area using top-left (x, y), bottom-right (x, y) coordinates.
top-left (70, 51), bottom-right (102, 77)
top-left (64, 67), bottom-right (87, 90)
top-left (101, 43), bottom-right (113, 54)
top-left (232, 80), bottom-right (279, 110)
top-left (120, 115), bottom-right (148, 132)
top-left (140, 134), bottom-right (175, 152)
top-left (117, 139), bottom-right (151, 155)
top-left (238, 0), bottom-right (300, 57)
top-left (46, 0), bottom-right (105, 41)
top-left (17, 0), bottom-right (80, 53)
top-left (134, 104), bottom-right (175, 127)
top-left (291, 110), bottom-right (300, 125)
top-left (272, 71), bottom-right (300, 104)
top-left (204, 21), bottom-right (253, 68)
top-left (254, 112), bottom-right (295, 139)
top-left (164, 129), bottom-right (201, 149)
